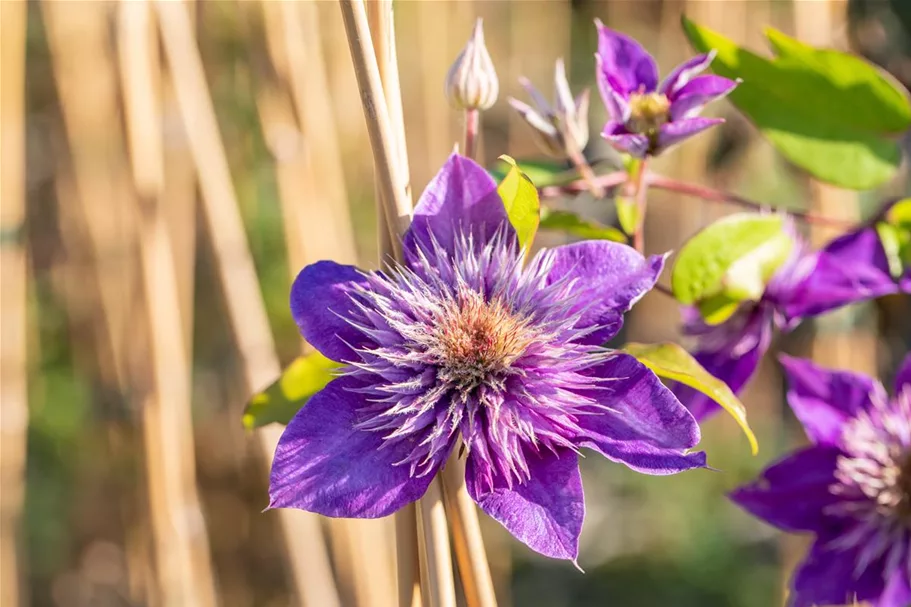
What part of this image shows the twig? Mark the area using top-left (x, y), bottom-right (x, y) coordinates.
top-left (0, 2), bottom-right (28, 605)
top-left (338, 0), bottom-right (412, 257)
top-left (416, 479), bottom-right (457, 607)
top-left (539, 170), bottom-right (627, 199)
top-left (646, 174), bottom-right (857, 229)
top-left (155, 3), bottom-right (341, 606)
top-left (441, 456), bottom-right (497, 607)
top-left (565, 144), bottom-right (605, 199)
top-left (464, 109), bottom-right (480, 161)
top-left (631, 160), bottom-right (648, 253)
top-left (118, 3), bottom-right (218, 605)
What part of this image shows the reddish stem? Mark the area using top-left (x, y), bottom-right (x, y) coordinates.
top-left (646, 174), bottom-right (857, 229)
top-left (464, 108), bottom-right (479, 161)
top-left (539, 170), bottom-right (627, 199)
top-left (631, 160), bottom-right (648, 253)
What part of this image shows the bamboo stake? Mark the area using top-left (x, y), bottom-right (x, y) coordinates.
top-left (0, 2), bottom-right (29, 605)
top-left (117, 3), bottom-right (218, 605)
top-left (415, 479), bottom-right (457, 607)
top-left (364, 3), bottom-right (421, 605)
top-left (155, 3), bottom-right (341, 606)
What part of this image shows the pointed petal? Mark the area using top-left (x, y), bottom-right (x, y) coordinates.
top-left (896, 353), bottom-right (911, 394)
top-left (545, 241), bottom-right (665, 344)
top-left (729, 446), bottom-right (841, 534)
top-left (788, 535), bottom-right (892, 607)
top-left (782, 226), bottom-right (900, 321)
top-left (574, 354), bottom-right (707, 475)
top-left (518, 75), bottom-right (552, 115)
top-left (675, 305), bottom-right (773, 420)
top-left (659, 51), bottom-right (715, 96)
top-left (668, 75), bottom-right (738, 120)
top-left (404, 154), bottom-right (516, 263)
top-left (655, 117), bottom-right (723, 153)
top-left (269, 376), bottom-right (446, 518)
top-left (465, 448), bottom-right (584, 561)
top-left (603, 130), bottom-right (650, 158)
top-left (779, 354), bottom-right (884, 445)
top-left (291, 260), bottom-right (374, 363)
top-left (595, 21), bottom-right (658, 94)
top-left (553, 58), bottom-right (575, 117)
top-left (595, 54), bottom-right (631, 122)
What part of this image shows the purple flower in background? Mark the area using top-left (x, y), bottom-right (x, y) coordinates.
top-left (595, 20), bottom-right (738, 158)
top-left (269, 154), bottom-right (706, 562)
top-left (678, 221), bottom-right (902, 420)
top-left (731, 354), bottom-right (911, 607)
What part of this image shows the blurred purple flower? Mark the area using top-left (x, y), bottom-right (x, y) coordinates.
top-left (595, 20), bottom-right (738, 158)
top-left (731, 354), bottom-right (911, 607)
top-left (677, 220), bottom-right (902, 420)
top-left (269, 154), bottom-right (706, 562)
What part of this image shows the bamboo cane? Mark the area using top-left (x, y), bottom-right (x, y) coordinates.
top-left (155, 2), bottom-right (342, 605)
top-left (0, 2), bottom-right (29, 605)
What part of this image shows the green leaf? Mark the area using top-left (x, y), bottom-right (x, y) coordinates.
top-left (489, 158), bottom-right (578, 188)
top-left (876, 222), bottom-right (905, 280)
top-left (539, 209), bottom-right (626, 243)
top-left (696, 291), bottom-right (743, 326)
top-left (624, 342), bottom-right (758, 455)
top-left (616, 197), bottom-right (639, 236)
top-left (243, 351), bottom-right (340, 429)
top-left (887, 198), bottom-right (911, 228)
top-left (497, 155), bottom-right (541, 251)
top-left (682, 16), bottom-right (911, 190)
top-left (671, 213), bottom-right (792, 313)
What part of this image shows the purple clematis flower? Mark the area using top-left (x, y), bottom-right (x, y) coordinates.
top-left (595, 20), bottom-right (738, 158)
top-left (677, 221), bottom-right (903, 420)
top-left (269, 154), bottom-right (706, 562)
top-left (731, 354), bottom-right (911, 607)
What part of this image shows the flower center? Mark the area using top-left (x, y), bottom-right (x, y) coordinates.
top-left (832, 389), bottom-right (911, 528)
top-left (433, 290), bottom-right (534, 393)
top-left (626, 92), bottom-right (671, 134)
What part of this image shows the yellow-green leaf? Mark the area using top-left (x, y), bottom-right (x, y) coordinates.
top-left (243, 351), bottom-right (340, 429)
top-left (497, 155), bottom-right (541, 251)
top-left (624, 342), bottom-right (759, 455)
top-left (539, 209), bottom-right (626, 243)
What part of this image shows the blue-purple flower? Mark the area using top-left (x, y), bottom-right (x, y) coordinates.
top-left (731, 354), bottom-right (911, 607)
top-left (677, 221), bottom-right (902, 420)
top-left (269, 154), bottom-right (706, 561)
top-left (595, 20), bottom-right (738, 158)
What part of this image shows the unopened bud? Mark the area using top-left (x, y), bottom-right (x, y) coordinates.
top-left (508, 59), bottom-right (591, 159)
top-left (445, 19), bottom-right (499, 111)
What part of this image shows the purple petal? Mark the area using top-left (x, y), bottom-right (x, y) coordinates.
top-left (656, 117), bottom-right (723, 153)
top-left (545, 241), bottom-right (665, 344)
top-left (782, 226), bottom-right (900, 321)
top-left (595, 55), bottom-right (632, 123)
top-left (779, 354), bottom-right (884, 446)
top-left (291, 260), bottom-right (373, 363)
top-left (675, 305), bottom-right (773, 420)
top-left (788, 535), bottom-right (893, 607)
top-left (668, 75), bottom-right (738, 120)
top-left (880, 566), bottom-right (911, 607)
top-left (601, 127), bottom-right (650, 158)
top-left (595, 21), bottom-right (658, 95)
top-left (403, 153), bottom-right (515, 264)
top-left (896, 353), bottom-right (911, 393)
top-left (728, 446), bottom-right (841, 534)
top-left (574, 354), bottom-right (707, 475)
top-left (658, 51), bottom-right (715, 96)
top-left (269, 376), bottom-right (446, 517)
top-left (465, 447), bottom-right (584, 561)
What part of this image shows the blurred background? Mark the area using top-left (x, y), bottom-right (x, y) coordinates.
top-left (2, 1), bottom-right (910, 606)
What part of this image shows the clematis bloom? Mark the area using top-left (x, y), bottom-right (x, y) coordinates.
top-left (731, 354), bottom-right (911, 607)
top-left (269, 154), bottom-right (706, 562)
top-left (595, 20), bottom-right (738, 158)
top-left (677, 221), bottom-right (902, 420)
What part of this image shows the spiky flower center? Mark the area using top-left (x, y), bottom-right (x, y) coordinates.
top-left (831, 387), bottom-right (911, 530)
top-left (432, 291), bottom-right (534, 393)
top-left (627, 92), bottom-right (671, 134)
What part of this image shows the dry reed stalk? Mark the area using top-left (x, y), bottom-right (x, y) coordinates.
top-left (251, 3), bottom-right (398, 605)
top-left (154, 3), bottom-right (342, 606)
top-left (117, 3), bottom-right (218, 605)
top-left (339, 3), bottom-right (458, 606)
top-left (0, 2), bottom-right (29, 605)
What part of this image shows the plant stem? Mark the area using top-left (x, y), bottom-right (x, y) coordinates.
top-left (565, 144), bottom-right (605, 199)
top-left (646, 174), bottom-right (857, 229)
top-left (464, 108), bottom-right (480, 161)
top-left (631, 159), bottom-right (649, 253)
top-left (539, 170), bottom-right (627, 199)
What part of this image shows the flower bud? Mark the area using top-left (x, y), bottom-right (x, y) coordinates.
top-left (445, 19), bottom-right (499, 111)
